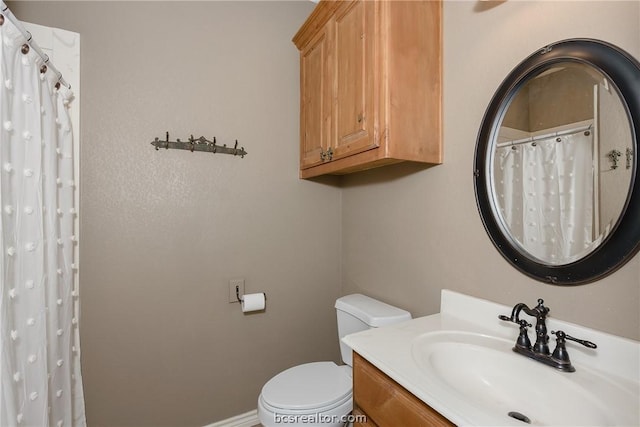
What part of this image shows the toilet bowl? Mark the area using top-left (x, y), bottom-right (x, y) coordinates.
top-left (257, 294), bottom-right (411, 427)
top-left (257, 362), bottom-right (352, 427)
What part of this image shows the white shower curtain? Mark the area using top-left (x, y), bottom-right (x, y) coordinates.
top-left (494, 131), bottom-right (594, 264)
top-left (0, 10), bottom-right (85, 427)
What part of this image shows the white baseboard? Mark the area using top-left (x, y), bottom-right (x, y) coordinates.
top-left (204, 409), bottom-right (259, 427)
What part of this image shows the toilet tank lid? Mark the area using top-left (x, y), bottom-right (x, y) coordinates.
top-left (335, 294), bottom-right (411, 327)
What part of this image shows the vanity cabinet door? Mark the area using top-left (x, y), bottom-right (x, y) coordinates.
top-left (300, 27), bottom-right (332, 169)
top-left (331, 0), bottom-right (379, 161)
top-left (353, 352), bottom-right (454, 427)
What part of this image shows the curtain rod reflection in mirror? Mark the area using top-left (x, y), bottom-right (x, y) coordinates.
top-left (150, 132), bottom-right (247, 158)
top-left (496, 124), bottom-right (592, 148)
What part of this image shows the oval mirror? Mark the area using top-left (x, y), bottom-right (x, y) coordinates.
top-left (474, 39), bottom-right (640, 285)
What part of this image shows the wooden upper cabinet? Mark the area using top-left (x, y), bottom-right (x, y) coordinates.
top-left (332, 1), bottom-right (378, 160)
top-left (293, 0), bottom-right (443, 179)
top-left (300, 29), bottom-right (331, 169)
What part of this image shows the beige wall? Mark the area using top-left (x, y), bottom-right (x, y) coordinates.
top-left (342, 1), bottom-right (640, 340)
top-left (9, 1), bottom-right (640, 426)
top-left (8, 2), bottom-right (341, 426)
top-left (503, 66), bottom-right (596, 132)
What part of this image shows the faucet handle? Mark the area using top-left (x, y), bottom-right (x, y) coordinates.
top-left (498, 314), bottom-right (532, 326)
top-left (551, 330), bottom-right (597, 349)
top-left (515, 319), bottom-right (532, 349)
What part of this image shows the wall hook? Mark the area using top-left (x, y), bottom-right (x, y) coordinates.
top-left (607, 149), bottom-right (622, 170)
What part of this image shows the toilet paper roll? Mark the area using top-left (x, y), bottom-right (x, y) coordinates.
top-left (241, 293), bottom-right (266, 313)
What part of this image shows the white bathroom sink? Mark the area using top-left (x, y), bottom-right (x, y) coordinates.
top-left (411, 331), bottom-right (638, 426)
top-left (343, 290), bottom-right (640, 426)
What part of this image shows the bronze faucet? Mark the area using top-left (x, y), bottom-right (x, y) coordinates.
top-left (499, 299), bottom-right (597, 372)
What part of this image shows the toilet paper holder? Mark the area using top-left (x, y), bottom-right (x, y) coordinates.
top-left (236, 285), bottom-right (266, 303)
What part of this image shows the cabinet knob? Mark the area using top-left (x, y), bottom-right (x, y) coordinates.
top-left (320, 148), bottom-right (333, 162)
top-left (357, 114), bottom-right (363, 123)
top-left (326, 147), bottom-right (333, 161)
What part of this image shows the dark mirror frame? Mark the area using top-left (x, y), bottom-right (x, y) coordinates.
top-left (474, 39), bottom-right (640, 285)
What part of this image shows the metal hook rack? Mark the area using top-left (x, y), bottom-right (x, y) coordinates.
top-left (151, 132), bottom-right (247, 158)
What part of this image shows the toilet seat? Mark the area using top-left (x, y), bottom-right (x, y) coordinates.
top-left (260, 362), bottom-right (352, 413)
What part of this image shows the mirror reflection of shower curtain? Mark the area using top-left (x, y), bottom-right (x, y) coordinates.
top-left (494, 132), bottom-right (594, 264)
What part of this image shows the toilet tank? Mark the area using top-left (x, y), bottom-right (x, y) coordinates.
top-left (335, 294), bottom-right (411, 366)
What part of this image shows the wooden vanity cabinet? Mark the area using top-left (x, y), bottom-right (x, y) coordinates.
top-left (293, 0), bottom-right (442, 179)
top-left (353, 352), bottom-right (454, 427)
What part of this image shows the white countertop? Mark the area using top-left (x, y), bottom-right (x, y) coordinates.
top-left (342, 290), bottom-right (640, 426)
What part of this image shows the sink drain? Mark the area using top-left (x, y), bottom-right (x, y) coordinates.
top-left (508, 411), bottom-right (531, 424)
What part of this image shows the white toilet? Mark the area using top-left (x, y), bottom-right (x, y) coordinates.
top-left (257, 294), bottom-right (411, 427)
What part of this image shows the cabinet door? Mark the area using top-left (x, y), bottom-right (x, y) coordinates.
top-left (332, 0), bottom-right (379, 160)
top-left (354, 353), bottom-right (455, 427)
top-left (300, 29), bottom-right (331, 169)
